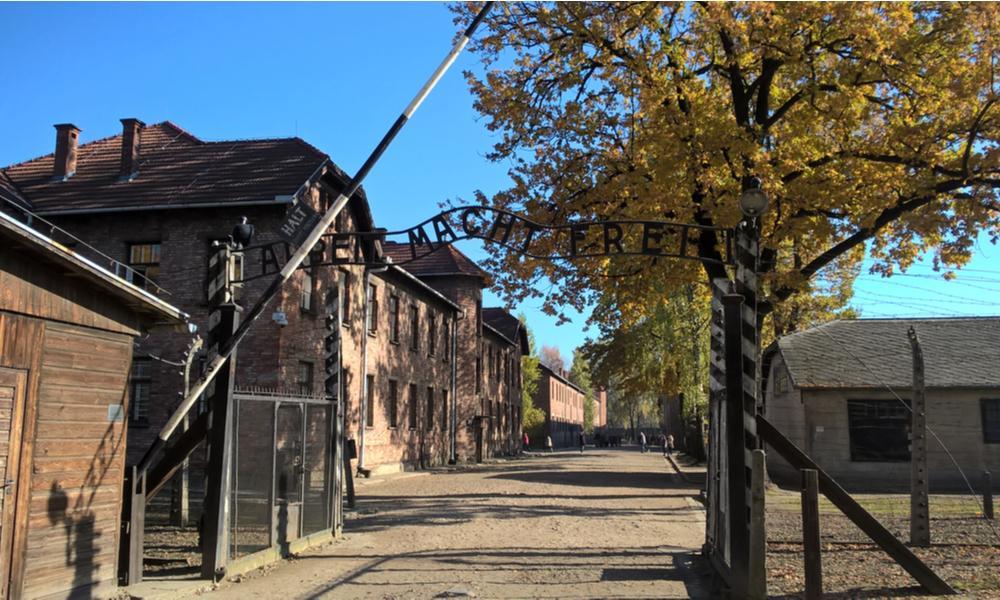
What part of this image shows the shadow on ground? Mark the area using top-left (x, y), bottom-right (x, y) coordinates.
top-left (298, 546), bottom-right (714, 599)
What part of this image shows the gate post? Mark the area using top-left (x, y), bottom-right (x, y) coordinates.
top-left (324, 281), bottom-right (346, 534)
top-left (202, 242), bottom-right (240, 580)
top-left (723, 289), bottom-right (749, 596)
top-left (706, 277), bottom-right (728, 560)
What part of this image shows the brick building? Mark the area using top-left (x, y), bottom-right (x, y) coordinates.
top-left (1, 119), bottom-right (528, 481)
top-left (534, 363), bottom-right (587, 448)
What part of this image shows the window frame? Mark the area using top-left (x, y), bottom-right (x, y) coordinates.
top-left (426, 387), bottom-right (434, 431)
top-left (127, 241), bottom-right (161, 292)
top-left (367, 283), bottom-right (379, 335)
top-left (297, 360), bottom-right (315, 396)
top-left (410, 304), bottom-right (420, 352)
top-left (389, 294), bottom-right (401, 344)
top-left (365, 374), bottom-right (375, 428)
top-left (300, 265), bottom-right (315, 313)
top-left (429, 313), bottom-right (437, 357)
top-left (982, 398), bottom-right (1000, 444)
top-left (129, 357), bottom-right (152, 425)
top-left (408, 383), bottom-right (418, 430)
top-left (388, 379), bottom-right (398, 428)
top-left (339, 270), bottom-right (351, 326)
top-left (847, 399), bottom-right (912, 463)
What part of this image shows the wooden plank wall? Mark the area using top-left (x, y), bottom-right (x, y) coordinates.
top-left (0, 312), bottom-right (131, 600)
top-left (0, 252), bottom-right (140, 337)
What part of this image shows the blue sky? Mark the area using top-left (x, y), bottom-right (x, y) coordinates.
top-left (1, 2), bottom-right (997, 362)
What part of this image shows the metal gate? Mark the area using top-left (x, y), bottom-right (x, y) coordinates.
top-left (230, 388), bottom-right (338, 559)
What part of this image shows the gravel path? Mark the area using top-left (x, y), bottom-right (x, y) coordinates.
top-left (188, 448), bottom-right (712, 599)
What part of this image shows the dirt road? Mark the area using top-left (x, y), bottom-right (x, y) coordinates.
top-left (189, 447), bottom-right (711, 599)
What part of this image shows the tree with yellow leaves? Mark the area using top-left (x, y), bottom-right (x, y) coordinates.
top-left (454, 2), bottom-right (1000, 333)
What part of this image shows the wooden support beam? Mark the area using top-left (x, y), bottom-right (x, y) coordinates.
top-left (201, 303), bottom-right (240, 580)
top-left (801, 468), bottom-right (822, 600)
top-left (756, 415), bottom-right (955, 595)
top-left (146, 411), bottom-right (210, 499)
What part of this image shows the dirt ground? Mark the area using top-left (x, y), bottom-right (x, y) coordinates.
top-left (183, 448), bottom-right (713, 599)
top-left (765, 487), bottom-right (1000, 599)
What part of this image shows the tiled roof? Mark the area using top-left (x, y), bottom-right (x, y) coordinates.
top-left (776, 317), bottom-right (1000, 389)
top-left (383, 241), bottom-right (489, 280)
top-left (1, 121), bottom-right (338, 214)
top-left (0, 171), bottom-right (29, 210)
top-left (483, 307), bottom-right (529, 354)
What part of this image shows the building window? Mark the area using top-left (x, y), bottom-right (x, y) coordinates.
top-left (367, 283), bottom-right (378, 335)
top-left (127, 242), bottom-right (161, 291)
top-left (410, 305), bottom-right (420, 351)
top-left (443, 321), bottom-right (450, 362)
top-left (388, 380), bottom-right (398, 428)
top-left (300, 267), bottom-right (314, 312)
top-left (476, 299), bottom-right (482, 337)
top-left (847, 399), bottom-right (911, 462)
top-left (339, 270), bottom-right (351, 325)
top-left (982, 399), bottom-right (1000, 443)
top-left (389, 295), bottom-right (400, 343)
top-left (776, 366), bottom-right (789, 393)
top-left (488, 346), bottom-right (494, 382)
top-left (297, 361), bottom-right (314, 395)
top-left (408, 383), bottom-right (418, 429)
top-left (129, 358), bottom-right (151, 424)
top-left (442, 389), bottom-right (449, 431)
top-left (475, 356), bottom-right (482, 394)
top-left (366, 374), bottom-right (375, 428)
top-left (429, 314), bottom-right (437, 356)
top-left (426, 387), bottom-right (434, 430)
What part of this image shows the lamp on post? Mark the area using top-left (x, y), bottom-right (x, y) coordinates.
top-left (739, 177), bottom-right (768, 220)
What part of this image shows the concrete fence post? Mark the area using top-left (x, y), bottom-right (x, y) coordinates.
top-left (748, 449), bottom-right (767, 600)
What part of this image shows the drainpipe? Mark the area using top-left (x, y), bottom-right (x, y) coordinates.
top-left (449, 308), bottom-right (463, 464)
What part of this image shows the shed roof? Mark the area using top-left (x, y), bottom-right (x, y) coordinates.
top-left (775, 317), bottom-right (1000, 390)
top-left (0, 210), bottom-right (188, 325)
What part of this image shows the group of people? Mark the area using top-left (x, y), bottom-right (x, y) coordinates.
top-left (638, 431), bottom-right (674, 456)
top-left (521, 431), bottom-right (587, 452)
top-left (521, 431), bottom-right (675, 455)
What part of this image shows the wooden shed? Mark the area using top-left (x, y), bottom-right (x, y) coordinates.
top-left (0, 210), bottom-right (186, 599)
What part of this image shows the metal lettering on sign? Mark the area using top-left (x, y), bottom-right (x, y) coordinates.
top-left (235, 205), bottom-right (734, 283)
top-left (279, 202), bottom-right (322, 246)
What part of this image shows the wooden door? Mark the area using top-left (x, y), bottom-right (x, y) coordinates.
top-left (0, 368), bottom-right (27, 600)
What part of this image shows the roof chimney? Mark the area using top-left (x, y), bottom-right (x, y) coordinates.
top-left (119, 118), bottom-right (145, 179)
top-left (53, 123), bottom-right (81, 179)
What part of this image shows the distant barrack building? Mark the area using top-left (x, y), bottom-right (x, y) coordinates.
top-left (533, 363), bottom-right (587, 448)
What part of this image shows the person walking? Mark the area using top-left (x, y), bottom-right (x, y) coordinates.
top-left (667, 434), bottom-right (675, 456)
top-left (639, 431), bottom-right (647, 453)
top-left (578, 431), bottom-right (585, 453)
top-left (546, 434), bottom-right (554, 453)
top-left (660, 433), bottom-right (668, 456)
top-left (522, 432), bottom-right (530, 452)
